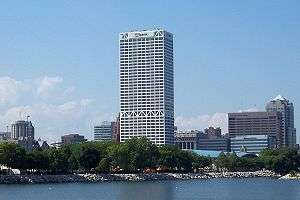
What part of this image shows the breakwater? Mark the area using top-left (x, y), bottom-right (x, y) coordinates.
top-left (0, 170), bottom-right (282, 184)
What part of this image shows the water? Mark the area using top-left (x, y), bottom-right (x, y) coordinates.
top-left (0, 178), bottom-right (299, 200)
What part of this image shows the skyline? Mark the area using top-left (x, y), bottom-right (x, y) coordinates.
top-left (0, 1), bottom-right (299, 143)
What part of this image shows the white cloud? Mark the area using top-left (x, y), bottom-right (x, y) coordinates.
top-left (0, 76), bottom-right (101, 143)
top-left (175, 108), bottom-right (262, 134)
top-left (175, 113), bottom-right (228, 133)
top-left (36, 76), bottom-right (63, 98)
top-left (238, 108), bottom-right (261, 112)
top-left (0, 77), bottom-right (28, 105)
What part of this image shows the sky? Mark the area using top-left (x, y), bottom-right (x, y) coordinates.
top-left (0, 1), bottom-right (299, 143)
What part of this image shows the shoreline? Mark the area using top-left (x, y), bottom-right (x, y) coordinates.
top-left (0, 170), bottom-right (289, 184)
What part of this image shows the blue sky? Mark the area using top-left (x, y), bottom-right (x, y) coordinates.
top-left (0, 1), bottom-right (299, 142)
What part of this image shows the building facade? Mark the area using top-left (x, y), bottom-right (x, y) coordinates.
top-left (11, 120), bottom-right (34, 141)
top-left (174, 130), bottom-right (230, 152)
top-left (111, 115), bottom-right (120, 143)
top-left (204, 126), bottom-right (222, 137)
top-left (94, 121), bottom-right (113, 141)
top-left (231, 134), bottom-right (276, 154)
top-left (197, 137), bottom-right (230, 152)
top-left (266, 95), bottom-right (296, 147)
top-left (119, 29), bottom-right (174, 145)
top-left (175, 130), bottom-right (200, 150)
top-left (61, 134), bottom-right (86, 145)
top-left (228, 112), bottom-right (283, 147)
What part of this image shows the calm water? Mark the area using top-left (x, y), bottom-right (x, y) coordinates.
top-left (0, 178), bottom-right (299, 200)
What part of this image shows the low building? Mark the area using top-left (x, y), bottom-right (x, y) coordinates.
top-left (175, 129), bottom-right (230, 151)
top-left (230, 134), bottom-right (276, 154)
top-left (175, 130), bottom-right (201, 150)
top-left (61, 134), bottom-right (86, 145)
top-left (198, 137), bottom-right (230, 152)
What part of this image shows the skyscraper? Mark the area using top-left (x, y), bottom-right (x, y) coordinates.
top-left (266, 95), bottom-right (297, 147)
top-left (119, 29), bottom-right (174, 145)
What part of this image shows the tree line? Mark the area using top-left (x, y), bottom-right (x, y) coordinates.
top-left (214, 148), bottom-right (300, 174)
top-left (0, 138), bottom-right (299, 175)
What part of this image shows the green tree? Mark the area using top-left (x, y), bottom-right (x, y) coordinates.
top-left (158, 145), bottom-right (179, 171)
top-left (79, 147), bottom-right (101, 171)
top-left (48, 148), bottom-right (70, 173)
top-left (0, 143), bottom-right (27, 169)
top-left (26, 150), bottom-right (49, 171)
top-left (96, 158), bottom-right (111, 173)
top-left (108, 144), bottom-right (130, 171)
top-left (125, 137), bottom-right (160, 171)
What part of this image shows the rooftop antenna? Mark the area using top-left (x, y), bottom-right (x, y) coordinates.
top-left (26, 115), bottom-right (30, 122)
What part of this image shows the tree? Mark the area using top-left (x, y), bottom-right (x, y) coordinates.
top-left (48, 148), bottom-right (70, 173)
top-left (125, 137), bottom-right (160, 171)
top-left (108, 144), bottom-right (130, 171)
top-left (96, 158), bottom-right (111, 173)
top-left (0, 143), bottom-right (26, 169)
top-left (260, 148), bottom-right (300, 174)
top-left (192, 154), bottom-right (212, 170)
top-left (158, 145), bottom-right (179, 171)
top-left (26, 150), bottom-right (49, 171)
top-left (79, 147), bottom-right (101, 171)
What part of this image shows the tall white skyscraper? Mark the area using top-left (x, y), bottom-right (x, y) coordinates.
top-left (266, 95), bottom-right (297, 147)
top-left (119, 29), bottom-right (174, 145)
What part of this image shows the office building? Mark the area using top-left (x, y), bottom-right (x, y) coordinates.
top-left (266, 95), bottom-right (297, 147)
top-left (94, 121), bottom-right (112, 141)
top-left (119, 29), bottom-right (174, 145)
top-left (11, 120), bottom-right (34, 141)
top-left (228, 112), bottom-right (283, 147)
top-left (197, 136), bottom-right (230, 152)
top-left (61, 134), bottom-right (86, 145)
top-left (231, 134), bottom-right (276, 154)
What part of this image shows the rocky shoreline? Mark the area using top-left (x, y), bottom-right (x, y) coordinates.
top-left (0, 170), bottom-right (285, 184)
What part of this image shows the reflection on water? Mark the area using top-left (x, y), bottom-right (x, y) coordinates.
top-left (119, 181), bottom-right (173, 200)
top-left (0, 178), bottom-right (299, 200)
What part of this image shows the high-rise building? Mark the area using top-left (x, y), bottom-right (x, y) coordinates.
top-left (119, 29), bottom-right (174, 145)
top-left (94, 121), bottom-right (113, 141)
top-left (11, 120), bottom-right (34, 141)
top-left (266, 95), bottom-right (297, 147)
top-left (228, 112), bottom-right (283, 147)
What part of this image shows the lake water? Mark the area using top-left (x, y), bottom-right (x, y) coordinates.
top-left (0, 178), bottom-right (299, 200)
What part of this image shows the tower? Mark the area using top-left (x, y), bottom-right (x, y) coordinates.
top-left (266, 95), bottom-right (296, 147)
top-left (119, 29), bottom-right (174, 145)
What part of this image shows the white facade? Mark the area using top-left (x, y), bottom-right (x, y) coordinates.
top-left (119, 29), bottom-right (174, 145)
